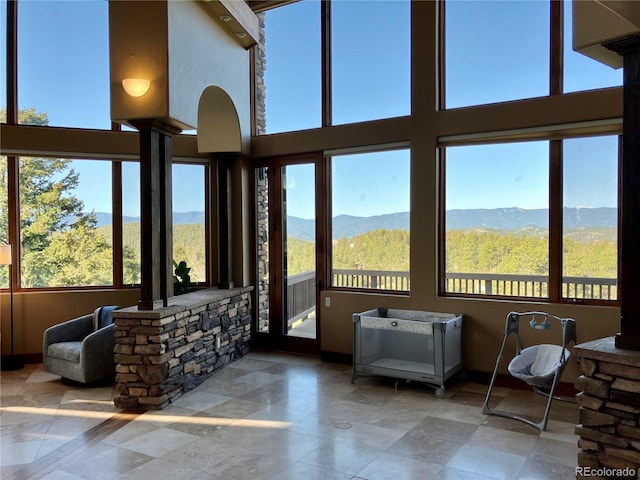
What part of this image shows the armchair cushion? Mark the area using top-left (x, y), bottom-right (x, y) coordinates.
top-left (47, 341), bottom-right (82, 363)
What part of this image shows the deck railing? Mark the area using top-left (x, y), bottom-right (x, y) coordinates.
top-left (332, 269), bottom-right (411, 291)
top-left (286, 270), bottom-right (617, 313)
top-left (286, 271), bottom-right (316, 327)
top-left (444, 272), bottom-right (617, 300)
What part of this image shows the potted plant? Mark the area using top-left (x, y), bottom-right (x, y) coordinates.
top-left (173, 260), bottom-right (192, 295)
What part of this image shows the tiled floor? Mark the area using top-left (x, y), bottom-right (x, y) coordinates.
top-left (1, 351), bottom-right (578, 479)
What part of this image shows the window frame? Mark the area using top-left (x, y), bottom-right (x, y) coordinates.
top-left (438, 0), bottom-right (621, 111)
top-left (438, 134), bottom-right (621, 306)
top-left (327, 146), bottom-right (411, 295)
top-left (254, 0), bottom-right (411, 135)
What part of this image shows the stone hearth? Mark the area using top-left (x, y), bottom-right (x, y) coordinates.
top-left (574, 337), bottom-right (640, 479)
top-left (111, 287), bottom-right (252, 410)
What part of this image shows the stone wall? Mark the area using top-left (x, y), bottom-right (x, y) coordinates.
top-left (575, 337), bottom-right (640, 479)
top-left (112, 287), bottom-right (252, 410)
top-left (254, 12), bottom-right (269, 334)
top-left (254, 12), bottom-right (266, 136)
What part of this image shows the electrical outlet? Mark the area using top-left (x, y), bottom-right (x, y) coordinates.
top-left (216, 336), bottom-right (221, 349)
top-left (325, 296), bottom-right (331, 307)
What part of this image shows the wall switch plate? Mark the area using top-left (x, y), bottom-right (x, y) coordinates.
top-left (325, 297), bottom-right (331, 307)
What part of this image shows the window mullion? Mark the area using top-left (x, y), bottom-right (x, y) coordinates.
top-left (549, 140), bottom-right (563, 302)
top-left (321, 0), bottom-right (331, 127)
top-left (550, 0), bottom-right (563, 95)
top-left (6, 0), bottom-right (17, 124)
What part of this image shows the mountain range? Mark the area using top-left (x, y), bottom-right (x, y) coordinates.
top-left (92, 207), bottom-right (616, 240)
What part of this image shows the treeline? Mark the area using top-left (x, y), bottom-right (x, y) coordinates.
top-left (447, 229), bottom-right (616, 278)
top-left (286, 227), bottom-right (617, 280)
top-left (287, 229), bottom-right (410, 275)
top-left (47, 220), bottom-right (618, 285)
top-left (98, 223), bottom-right (207, 283)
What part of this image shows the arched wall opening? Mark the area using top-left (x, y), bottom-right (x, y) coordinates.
top-left (197, 85), bottom-right (243, 153)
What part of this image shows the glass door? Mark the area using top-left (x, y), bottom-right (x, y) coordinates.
top-left (254, 154), bottom-right (323, 355)
top-left (282, 163), bottom-right (317, 342)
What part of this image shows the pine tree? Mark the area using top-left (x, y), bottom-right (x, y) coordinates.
top-left (1, 108), bottom-right (115, 287)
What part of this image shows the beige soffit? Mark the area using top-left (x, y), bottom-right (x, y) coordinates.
top-left (199, 0), bottom-right (260, 49)
top-left (573, 0), bottom-right (640, 68)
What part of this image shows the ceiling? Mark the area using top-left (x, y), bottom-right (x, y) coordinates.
top-left (246, 0), bottom-right (300, 13)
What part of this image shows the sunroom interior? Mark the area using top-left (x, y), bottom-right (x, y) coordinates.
top-left (0, 0), bottom-right (633, 398)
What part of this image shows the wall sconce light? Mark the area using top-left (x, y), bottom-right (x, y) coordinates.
top-left (122, 78), bottom-right (151, 97)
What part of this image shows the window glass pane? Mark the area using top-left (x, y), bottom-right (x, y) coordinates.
top-left (444, 142), bottom-right (549, 297)
top-left (262, 0), bottom-right (321, 134)
top-left (0, 0), bottom-right (6, 120)
top-left (563, 136), bottom-right (618, 300)
top-left (445, 1), bottom-right (549, 109)
top-left (122, 162), bottom-right (141, 285)
top-left (18, 0), bottom-right (110, 129)
top-left (283, 163), bottom-right (316, 339)
top-left (563, 1), bottom-right (622, 93)
top-left (20, 157), bottom-right (113, 287)
top-left (331, 0), bottom-right (410, 125)
top-left (172, 164), bottom-right (206, 283)
top-left (331, 149), bottom-right (410, 291)
top-left (0, 156), bottom-right (7, 288)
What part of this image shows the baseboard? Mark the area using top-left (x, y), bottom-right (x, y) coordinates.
top-left (1, 353), bottom-right (43, 367)
top-left (320, 350), bottom-right (352, 365)
top-left (464, 369), bottom-right (577, 396)
top-left (319, 350), bottom-right (577, 396)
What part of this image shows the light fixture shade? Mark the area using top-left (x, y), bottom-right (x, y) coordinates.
top-left (122, 78), bottom-right (151, 97)
top-left (0, 244), bottom-right (12, 266)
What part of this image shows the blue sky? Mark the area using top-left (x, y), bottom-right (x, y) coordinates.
top-left (4, 0), bottom-right (623, 220)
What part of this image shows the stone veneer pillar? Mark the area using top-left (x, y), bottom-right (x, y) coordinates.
top-left (112, 287), bottom-right (252, 410)
top-left (254, 12), bottom-right (269, 334)
top-left (574, 337), bottom-right (640, 478)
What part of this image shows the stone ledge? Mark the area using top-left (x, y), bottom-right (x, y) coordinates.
top-left (112, 287), bottom-right (253, 320)
top-left (575, 337), bottom-right (640, 366)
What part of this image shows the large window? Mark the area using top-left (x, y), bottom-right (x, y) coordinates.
top-left (261, 0), bottom-right (321, 134)
top-left (331, 0), bottom-right (410, 125)
top-left (443, 0), bottom-right (623, 108)
top-left (118, 162), bottom-right (209, 286)
top-left (444, 142), bottom-right (550, 297)
top-left (445, 0), bottom-right (550, 108)
top-left (331, 149), bottom-right (410, 291)
top-left (563, 136), bottom-right (618, 300)
top-left (259, 0), bottom-right (410, 134)
top-left (173, 164), bottom-right (206, 283)
top-left (19, 157), bottom-right (113, 288)
top-left (563, 0), bottom-right (622, 93)
top-left (0, 0), bottom-right (7, 118)
top-left (17, 0), bottom-right (110, 129)
top-left (443, 136), bottom-right (619, 303)
top-left (122, 162), bottom-right (141, 286)
top-left (2, 157), bottom-right (209, 290)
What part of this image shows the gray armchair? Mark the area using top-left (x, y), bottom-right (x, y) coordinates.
top-left (43, 306), bottom-right (121, 384)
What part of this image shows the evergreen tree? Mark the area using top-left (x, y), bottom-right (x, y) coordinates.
top-left (1, 108), bottom-right (115, 287)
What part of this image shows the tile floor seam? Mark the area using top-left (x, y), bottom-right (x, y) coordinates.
top-left (1, 352), bottom-right (579, 480)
